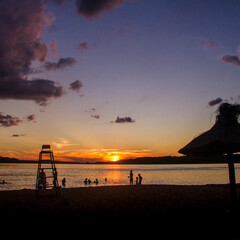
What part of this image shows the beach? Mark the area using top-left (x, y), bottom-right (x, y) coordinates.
top-left (1, 184), bottom-right (240, 238)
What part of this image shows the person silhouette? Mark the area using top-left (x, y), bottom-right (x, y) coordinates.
top-left (129, 170), bottom-right (133, 185)
top-left (39, 169), bottom-right (46, 189)
top-left (138, 173), bottom-right (143, 185)
top-left (53, 168), bottom-right (58, 188)
top-left (62, 177), bottom-right (66, 187)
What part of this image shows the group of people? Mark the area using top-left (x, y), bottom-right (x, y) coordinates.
top-left (38, 168), bottom-right (60, 189)
top-left (84, 178), bottom-right (108, 185)
top-left (129, 170), bottom-right (143, 185)
top-left (39, 170), bottom-right (142, 188)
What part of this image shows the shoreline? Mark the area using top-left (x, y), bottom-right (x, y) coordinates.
top-left (0, 184), bottom-right (237, 212)
top-left (0, 182), bottom-right (235, 191)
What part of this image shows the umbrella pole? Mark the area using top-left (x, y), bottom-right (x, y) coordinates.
top-left (227, 153), bottom-right (236, 204)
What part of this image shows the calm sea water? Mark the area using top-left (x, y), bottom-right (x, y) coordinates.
top-left (0, 163), bottom-right (239, 191)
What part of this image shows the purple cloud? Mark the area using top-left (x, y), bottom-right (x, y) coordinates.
top-left (111, 116), bottom-right (135, 123)
top-left (26, 114), bottom-right (36, 121)
top-left (78, 42), bottom-right (89, 50)
top-left (0, 79), bottom-right (64, 106)
top-left (0, 113), bottom-right (22, 128)
top-left (221, 55), bottom-right (240, 66)
top-left (77, 41), bottom-right (97, 51)
top-left (69, 80), bottom-right (83, 92)
top-left (91, 115), bottom-right (100, 119)
top-left (208, 97), bottom-right (223, 107)
top-left (76, 0), bottom-right (127, 19)
top-left (43, 57), bottom-right (76, 71)
top-left (0, 0), bottom-right (65, 106)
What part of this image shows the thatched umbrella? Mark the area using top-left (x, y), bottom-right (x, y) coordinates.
top-left (179, 103), bottom-right (240, 202)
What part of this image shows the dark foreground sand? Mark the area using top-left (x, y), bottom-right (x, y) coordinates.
top-left (1, 184), bottom-right (240, 238)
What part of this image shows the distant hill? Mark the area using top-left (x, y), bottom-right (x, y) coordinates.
top-left (0, 156), bottom-right (87, 164)
top-left (1, 155), bottom-right (240, 164)
top-left (112, 155), bottom-right (240, 164)
top-left (0, 156), bottom-right (35, 163)
top-left (0, 156), bottom-right (21, 163)
top-left (0, 156), bottom-right (74, 164)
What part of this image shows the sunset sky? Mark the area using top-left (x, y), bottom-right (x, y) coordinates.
top-left (0, 0), bottom-right (240, 162)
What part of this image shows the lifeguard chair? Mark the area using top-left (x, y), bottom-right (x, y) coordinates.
top-left (35, 145), bottom-right (60, 197)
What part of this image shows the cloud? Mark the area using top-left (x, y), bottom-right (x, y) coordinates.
top-left (69, 80), bottom-right (83, 93)
top-left (12, 134), bottom-right (26, 137)
top-left (0, 112), bottom-right (38, 127)
top-left (78, 41), bottom-right (89, 50)
top-left (77, 41), bottom-right (97, 51)
top-left (91, 115), bottom-right (100, 119)
top-left (52, 138), bottom-right (78, 149)
top-left (221, 55), bottom-right (240, 66)
top-left (85, 108), bottom-right (101, 119)
top-left (208, 97), bottom-right (223, 107)
top-left (76, 0), bottom-right (127, 19)
top-left (0, 0), bottom-right (66, 106)
top-left (85, 108), bottom-right (96, 113)
top-left (43, 57), bottom-right (76, 71)
top-left (0, 113), bottom-right (22, 127)
top-left (0, 79), bottom-right (64, 105)
top-left (26, 114), bottom-right (36, 121)
top-left (111, 116), bottom-right (135, 123)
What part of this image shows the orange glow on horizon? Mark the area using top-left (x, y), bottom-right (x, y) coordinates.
top-left (1, 146), bottom-right (179, 163)
top-left (111, 155), bottom-right (120, 162)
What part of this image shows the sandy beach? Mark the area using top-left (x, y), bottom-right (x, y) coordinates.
top-left (1, 184), bottom-right (240, 238)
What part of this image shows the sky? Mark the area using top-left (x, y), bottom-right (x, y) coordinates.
top-left (0, 0), bottom-right (240, 162)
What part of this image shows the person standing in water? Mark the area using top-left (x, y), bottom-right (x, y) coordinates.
top-left (136, 176), bottom-right (139, 185)
top-left (62, 177), bottom-right (66, 187)
top-left (138, 173), bottom-right (143, 185)
top-left (129, 170), bottom-right (133, 185)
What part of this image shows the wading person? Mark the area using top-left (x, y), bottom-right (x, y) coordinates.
top-left (138, 173), bottom-right (143, 185)
top-left (129, 170), bottom-right (133, 185)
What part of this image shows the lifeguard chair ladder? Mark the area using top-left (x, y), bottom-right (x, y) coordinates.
top-left (35, 145), bottom-right (60, 197)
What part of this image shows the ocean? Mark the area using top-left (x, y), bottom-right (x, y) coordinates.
top-left (0, 163), bottom-right (239, 190)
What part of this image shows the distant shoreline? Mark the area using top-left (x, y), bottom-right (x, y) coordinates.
top-left (0, 154), bottom-right (240, 164)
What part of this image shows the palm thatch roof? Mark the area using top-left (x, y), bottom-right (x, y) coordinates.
top-left (179, 103), bottom-right (240, 156)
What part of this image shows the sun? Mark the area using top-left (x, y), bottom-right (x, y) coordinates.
top-left (112, 155), bottom-right (119, 162)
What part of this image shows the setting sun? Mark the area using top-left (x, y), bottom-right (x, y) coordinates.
top-left (112, 155), bottom-right (120, 162)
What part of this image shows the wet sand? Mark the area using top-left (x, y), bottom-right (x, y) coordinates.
top-left (1, 184), bottom-right (240, 238)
